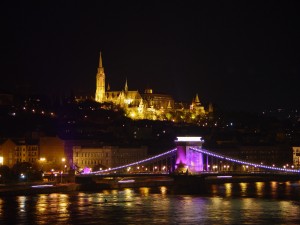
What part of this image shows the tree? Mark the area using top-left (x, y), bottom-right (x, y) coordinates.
top-left (12, 162), bottom-right (42, 182)
top-left (0, 165), bottom-right (11, 183)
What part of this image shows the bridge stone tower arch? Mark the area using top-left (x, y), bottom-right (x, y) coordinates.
top-left (175, 137), bottom-right (205, 174)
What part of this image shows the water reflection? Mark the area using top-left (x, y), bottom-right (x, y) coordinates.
top-left (224, 183), bottom-right (232, 197)
top-left (0, 181), bottom-right (299, 224)
top-left (207, 180), bottom-right (300, 199)
top-left (255, 182), bottom-right (264, 197)
top-left (160, 186), bottom-right (167, 195)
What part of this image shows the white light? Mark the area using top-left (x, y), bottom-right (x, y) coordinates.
top-left (217, 176), bottom-right (232, 178)
top-left (176, 137), bottom-right (203, 142)
top-left (31, 184), bottom-right (54, 188)
top-left (118, 179), bottom-right (135, 183)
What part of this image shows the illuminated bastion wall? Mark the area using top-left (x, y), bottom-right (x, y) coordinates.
top-left (175, 137), bottom-right (205, 173)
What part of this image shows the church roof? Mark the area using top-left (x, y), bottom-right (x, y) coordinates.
top-left (106, 90), bottom-right (142, 99)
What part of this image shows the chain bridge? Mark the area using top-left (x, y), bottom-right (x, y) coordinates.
top-left (83, 137), bottom-right (300, 176)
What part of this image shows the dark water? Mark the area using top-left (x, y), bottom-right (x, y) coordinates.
top-left (0, 181), bottom-right (300, 224)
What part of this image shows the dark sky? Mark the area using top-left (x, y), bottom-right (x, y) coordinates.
top-left (1, 1), bottom-right (300, 112)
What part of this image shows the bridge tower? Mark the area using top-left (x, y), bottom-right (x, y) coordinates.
top-left (175, 137), bottom-right (205, 174)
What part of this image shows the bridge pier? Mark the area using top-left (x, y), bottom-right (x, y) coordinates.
top-left (175, 137), bottom-right (205, 174)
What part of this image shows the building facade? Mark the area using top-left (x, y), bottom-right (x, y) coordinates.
top-left (39, 136), bottom-right (66, 171)
top-left (14, 139), bottom-right (40, 164)
top-left (0, 139), bottom-right (16, 167)
top-left (73, 145), bottom-right (148, 172)
top-left (0, 137), bottom-right (67, 171)
top-left (292, 146), bottom-right (300, 169)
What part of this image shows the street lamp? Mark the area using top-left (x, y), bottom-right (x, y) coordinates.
top-left (60, 158), bottom-right (66, 181)
top-left (39, 157), bottom-right (46, 172)
top-left (61, 158), bottom-right (66, 171)
top-left (60, 171), bottom-right (63, 183)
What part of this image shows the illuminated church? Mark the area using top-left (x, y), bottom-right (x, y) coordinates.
top-left (94, 52), bottom-right (210, 122)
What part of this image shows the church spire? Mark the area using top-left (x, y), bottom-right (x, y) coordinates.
top-left (125, 78), bottom-right (128, 92)
top-left (195, 94), bottom-right (201, 106)
top-left (99, 51), bottom-right (103, 68)
top-left (167, 100), bottom-right (172, 109)
top-left (95, 51), bottom-right (106, 103)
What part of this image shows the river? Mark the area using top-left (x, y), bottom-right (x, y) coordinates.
top-left (0, 180), bottom-right (300, 224)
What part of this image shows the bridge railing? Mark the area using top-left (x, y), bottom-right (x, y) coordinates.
top-left (190, 147), bottom-right (300, 174)
top-left (82, 146), bottom-right (300, 175)
top-left (90, 148), bottom-right (177, 174)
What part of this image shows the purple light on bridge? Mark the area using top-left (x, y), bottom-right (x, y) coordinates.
top-left (176, 146), bottom-right (187, 166)
top-left (82, 167), bottom-right (91, 174)
top-left (190, 147), bottom-right (300, 173)
top-left (187, 148), bottom-right (204, 172)
top-left (175, 136), bottom-right (204, 173)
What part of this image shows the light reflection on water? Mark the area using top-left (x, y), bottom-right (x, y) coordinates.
top-left (0, 181), bottom-right (299, 225)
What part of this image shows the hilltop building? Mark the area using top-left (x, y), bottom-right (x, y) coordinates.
top-left (94, 52), bottom-right (211, 122)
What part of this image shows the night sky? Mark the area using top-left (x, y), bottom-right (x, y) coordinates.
top-left (1, 1), bottom-right (300, 112)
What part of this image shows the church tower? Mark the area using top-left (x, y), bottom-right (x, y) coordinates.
top-left (95, 52), bottom-right (106, 103)
top-left (124, 78), bottom-right (128, 92)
